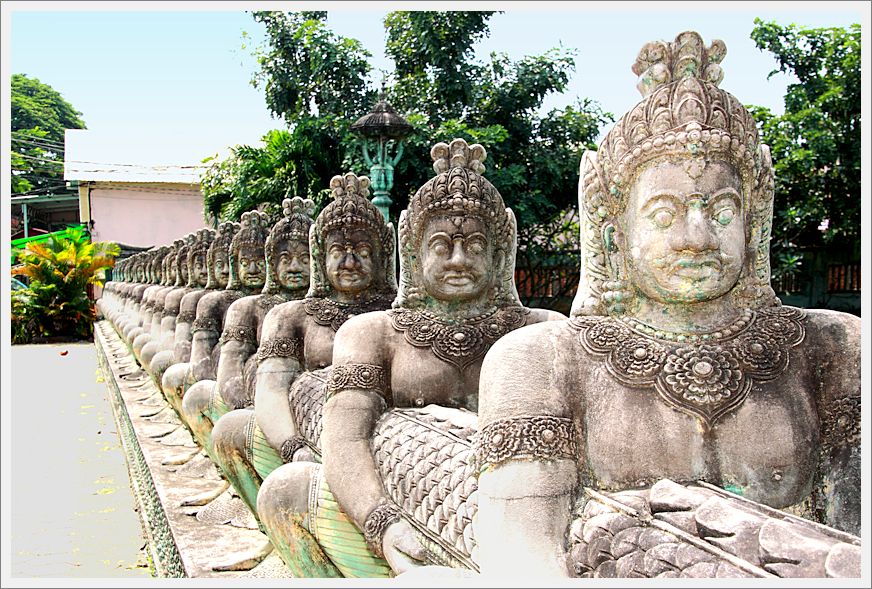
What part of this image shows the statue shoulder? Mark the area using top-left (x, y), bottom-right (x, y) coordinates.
top-left (332, 310), bottom-right (392, 365)
top-left (196, 290), bottom-right (230, 316)
top-left (479, 318), bottom-right (576, 425)
top-left (180, 289), bottom-right (208, 312)
top-left (225, 294), bottom-right (259, 323)
top-left (524, 307), bottom-right (568, 325)
top-left (260, 299), bottom-right (307, 340)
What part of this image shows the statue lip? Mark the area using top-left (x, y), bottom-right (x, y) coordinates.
top-left (442, 272), bottom-right (475, 285)
top-left (670, 258), bottom-right (721, 280)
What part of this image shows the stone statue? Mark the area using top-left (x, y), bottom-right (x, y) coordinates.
top-left (162, 222), bottom-right (238, 414)
top-left (211, 173), bottom-right (397, 526)
top-left (254, 139), bottom-right (565, 578)
top-left (118, 252), bottom-right (152, 343)
top-left (129, 246), bottom-right (171, 351)
top-left (473, 32), bottom-right (861, 578)
top-left (141, 232), bottom-right (197, 373)
top-left (180, 211), bottom-right (270, 454)
top-left (148, 229), bottom-right (212, 385)
top-left (133, 241), bottom-right (181, 362)
top-left (181, 199), bottom-right (316, 458)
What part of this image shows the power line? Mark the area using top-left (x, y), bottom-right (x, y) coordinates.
top-left (10, 131), bottom-right (66, 149)
top-left (11, 137), bottom-right (66, 151)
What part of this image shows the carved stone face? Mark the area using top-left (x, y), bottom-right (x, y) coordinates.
top-left (238, 245), bottom-right (267, 289)
top-left (621, 159), bottom-right (745, 304)
top-left (275, 239), bottom-right (310, 291)
top-left (192, 253), bottom-right (208, 287)
top-left (420, 215), bottom-right (494, 302)
top-left (213, 251), bottom-right (230, 288)
top-left (166, 258), bottom-right (177, 284)
top-left (179, 256), bottom-right (189, 284)
top-left (324, 229), bottom-right (377, 294)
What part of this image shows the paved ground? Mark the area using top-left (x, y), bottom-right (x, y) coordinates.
top-left (10, 343), bottom-right (151, 578)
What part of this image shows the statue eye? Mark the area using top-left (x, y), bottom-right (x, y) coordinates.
top-left (714, 207), bottom-right (736, 226)
top-left (650, 209), bottom-right (674, 228)
top-left (431, 241), bottom-right (449, 256)
top-left (356, 245), bottom-right (372, 258)
top-left (467, 238), bottom-right (486, 255)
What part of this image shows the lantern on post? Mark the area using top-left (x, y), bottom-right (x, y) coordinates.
top-left (350, 96), bottom-right (413, 221)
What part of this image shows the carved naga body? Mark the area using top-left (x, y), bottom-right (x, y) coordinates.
top-left (211, 174), bottom-right (397, 523)
top-left (254, 139), bottom-right (564, 578)
top-left (473, 32), bottom-right (861, 579)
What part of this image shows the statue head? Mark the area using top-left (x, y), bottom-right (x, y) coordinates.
top-left (165, 242), bottom-right (181, 286)
top-left (187, 228), bottom-right (214, 288)
top-left (263, 197), bottom-right (315, 295)
top-left (572, 31), bottom-right (777, 317)
top-left (150, 246), bottom-right (168, 285)
top-left (174, 233), bottom-right (196, 287)
top-left (206, 221), bottom-right (239, 289)
top-left (395, 138), bottom-right (521, 311)
top-left (307, 172), bottom-right (397, 300)
top-left (227, 211), bottom-right (269, 292)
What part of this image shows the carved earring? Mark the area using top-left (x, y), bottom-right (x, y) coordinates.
top-left (601, 223), bottom-right (633, 316)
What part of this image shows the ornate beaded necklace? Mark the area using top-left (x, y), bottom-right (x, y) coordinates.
top-left (389, 305), bottom-right (530, 370)
top-left (570, 306), bottom-right (807, 428)
top-left (304, 295), bottom-right (394, 332)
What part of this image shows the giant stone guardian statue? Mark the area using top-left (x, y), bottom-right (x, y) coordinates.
top-left (473, 31), bottom-right (861, 578)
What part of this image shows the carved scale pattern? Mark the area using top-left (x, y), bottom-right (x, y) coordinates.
top-left (568, 480), bottom-right (861, 578)
top-left (388, 306), bottom-right (530, 370)
top-left (569, 307), bottom-right (806, 427)
top-left (371, 408), bottom-right (479, 569)
top-left (304, 295), bottom-right (394, 332)
top-left (289, 366), bottom-right (331, 454)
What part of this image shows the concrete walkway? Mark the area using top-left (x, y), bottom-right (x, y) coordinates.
top-left (10, 343), bottom-right (151, 579)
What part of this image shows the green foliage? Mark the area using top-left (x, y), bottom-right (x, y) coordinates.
top-left (11, 74), bottom-right (86, 195)
top-left (11, 226), bottom-right (120, 343)
top-left (206, 10), bottom-right (611, 240)
top-left (749, 20), bottom-right (860, 279)
top-left (250, 11), bottom-right (374, 121)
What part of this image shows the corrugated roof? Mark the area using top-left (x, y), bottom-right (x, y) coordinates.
top-left (64, 129), bottom-right (209, 184)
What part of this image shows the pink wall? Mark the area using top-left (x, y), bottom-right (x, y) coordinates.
top-left (87, 182), bottom-right (207, 248)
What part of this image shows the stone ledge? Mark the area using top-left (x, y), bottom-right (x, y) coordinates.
top-left (95, 321), bottom-right (291, 578)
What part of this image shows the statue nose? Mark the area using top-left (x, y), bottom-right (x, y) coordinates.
top-left (672, 209), bottom-right (717, 252)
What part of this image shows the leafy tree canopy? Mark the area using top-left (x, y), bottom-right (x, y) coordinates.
top-left (748, 19), bottom-right (860, 278)
top-left (11, 74), bottom-right (86, 195)
top-left (202, 10), bottom-right (612, 232)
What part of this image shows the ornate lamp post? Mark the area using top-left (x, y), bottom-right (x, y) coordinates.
top-left (350, 96), bottom-right (413, 221)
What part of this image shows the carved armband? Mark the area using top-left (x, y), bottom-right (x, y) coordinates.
top-left (363, 501), bottom-right (402, 558)
top-left (326, 363), bottom-right (387, 401)
top-left (191, 317), bottom-right (218, 334)
top-left (820, 395), bottom-right (860, 455)
top-left (220, 323), bottom-right (257, 346)
top-left (280, 436), bottom-right (308, 463)
top-left (177, 310), bottom-right (195, 324)
top-left (256, 337), bottom-right (302, 363)
top-left (477, 415), bottom-right (577, 471)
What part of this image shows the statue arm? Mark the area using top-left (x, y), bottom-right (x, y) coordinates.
top-left (475, 323), bottom-right (577, 578)
top-left (362, 140), bottom-right (373, 168)
top-left (320, 315), bottom-right (390, 531)
top-left (254, 304), bottom-right (304, 452)
top-left (810, 310), bottom-right (861, 535)
top-left (389, 140), bottom-right (404, 166)
top-left (215, 299), bottom-right (258, 409)
top-left (189, 295), bottom-right (223, 381)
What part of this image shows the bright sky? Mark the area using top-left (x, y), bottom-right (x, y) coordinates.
top-left (3, 1), bottom-right (868, 167)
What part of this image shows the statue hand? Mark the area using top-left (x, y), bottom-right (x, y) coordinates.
top-left (381, 519), bottom-right (428, 574)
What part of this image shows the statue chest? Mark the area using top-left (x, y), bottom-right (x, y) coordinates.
top-left (388, 344), bottom-right (481, 411)
top-left (301, 323), bottom-right (337, 371)
top-left (582, 369), bottom-right (819, 508)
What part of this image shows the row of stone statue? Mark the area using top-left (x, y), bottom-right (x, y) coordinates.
top-left (98, 31), bottom-right (860, 579)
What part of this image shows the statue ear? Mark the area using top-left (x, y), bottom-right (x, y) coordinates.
top-left (602, 222), bottom-right (623, 276)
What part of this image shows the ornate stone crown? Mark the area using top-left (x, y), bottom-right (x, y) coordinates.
top-left (206, 221), bottom-right (240, 289)
top-left (227, 210), bottom-right (269, 291)
top-left (263, 197), bottom-right (316, 295)
top-left (395, 138), bottom-right (521, 309)
top-left (186, 228), bottom-right (214, 288)
top-left (572, 31), bottom-right (778, 317)
top-left (307, 172), bottom-right (397, 299)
